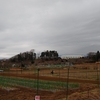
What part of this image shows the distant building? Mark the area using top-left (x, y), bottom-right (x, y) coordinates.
top-left (60, 54), bottom-right (83, 59)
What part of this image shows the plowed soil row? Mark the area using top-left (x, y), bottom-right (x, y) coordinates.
top-left (0, 73), bottom-right (100, 84)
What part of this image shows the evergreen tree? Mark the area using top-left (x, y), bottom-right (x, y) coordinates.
top-left (96, 51), bottom-right (100, 61)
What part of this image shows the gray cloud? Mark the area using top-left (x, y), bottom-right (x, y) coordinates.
top-left (0, 0), bottom-right (100, 58)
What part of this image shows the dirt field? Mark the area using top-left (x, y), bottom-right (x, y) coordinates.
top-left (0, 83), bottom-right (99, 100)
top-left (0, 63), bottom-right (100, 100)
top-left (0, 86), bottom-right (61, 100)
top-left (0, 72), bottom-right (100, 100)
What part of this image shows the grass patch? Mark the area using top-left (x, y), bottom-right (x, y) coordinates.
top-left (0, 76), bottom-right (79, 91)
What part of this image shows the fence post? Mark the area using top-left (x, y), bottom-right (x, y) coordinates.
top-left (96, 62), bottom-right (99, 88)
top-left (36, 68), bottom-right (40, 95)
top-left (87, 87), bottom-right (90, 98)
top-left (66, 65), bottom-right (70, 100)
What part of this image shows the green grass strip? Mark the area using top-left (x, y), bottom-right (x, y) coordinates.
top-left (0, 76), bottom-right (79, 90)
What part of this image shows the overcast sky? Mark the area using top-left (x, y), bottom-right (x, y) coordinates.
top-left (0, 0), bottom-right (100, 58)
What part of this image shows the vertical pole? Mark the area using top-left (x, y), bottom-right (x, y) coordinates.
top-left (59, 67), bottom-right (60, 82)
top-left (21, 66), bottom-right (22, 74)
top-left (97, 65), bottom-right (99, 88)
top-left (96, 62), bottom-right (99, 88)
top-left (66, 65), bottom-right (70, 100)
top-left (37, 68), bottom-right (40, 95)
top-left (87, 87), bottom-right (90, 98)
top-left (98, 67), bottom-right (100, 88)
top-left (96, 64), bottom-right (99, 87)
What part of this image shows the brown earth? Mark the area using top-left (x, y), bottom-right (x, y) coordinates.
top-left (0, 64), bottom-right (100, 100)
top-left (0, 72), bottom-right (100, 84)
top-left (0, 72), bottom-right (100, 100)
top-left (0, 83), bottom-right (99, 100)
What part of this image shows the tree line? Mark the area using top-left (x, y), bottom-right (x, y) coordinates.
top-left (10, 51), bottom-right (36, 63)
top-left (87, 51), bottom-right (100, 62)
top-left (10, 50), bottom-right (59, 62)
top-left (40, 50), bottom-right (59, 60)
